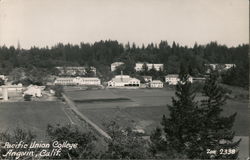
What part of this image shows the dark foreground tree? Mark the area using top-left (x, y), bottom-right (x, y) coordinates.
top-left (47, 124), bottom-right (97, 159)
top-left (199, 73), bottom-right (240, 159)
top-left (101, 121), bottom-right (152, 159)
top-left (150, 66), bottom-right (203, 158)
top-left (150, 71), bottom-right (240, 159)
top-left (0, 128), bottom-right (36, 159)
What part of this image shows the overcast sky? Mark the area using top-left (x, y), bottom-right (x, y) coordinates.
top-left (0, 0), bottom-right (248, 49)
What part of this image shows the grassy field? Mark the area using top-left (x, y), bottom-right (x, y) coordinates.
top-left (65, 88), bottom-right (249, 136)
top-left (66, 89), bottom-right (122, 101)
top-left (0, 101), bottom-right (70, 139)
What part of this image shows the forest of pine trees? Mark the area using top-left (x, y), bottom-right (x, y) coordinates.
top-left (0, 40), bottom-right (248, 87)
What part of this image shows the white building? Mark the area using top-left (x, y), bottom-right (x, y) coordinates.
top-left (0, 84), bottom-right (24, 101)
top-left (111, 62), bottom-right (124, 72)
top-left (55, 66), bottom-right (96, 76)
top-left (54, 77), bottom-right (74, 85)
top-left (135, 63), bottom-right (164, 72)
top-left (150, 80), bottom-right (164, 88)
top-left (54, 77), bottom-right (101, 86)
top-left (224, 64), bottom-right (236, 70)
top-left (0, 83), bottom-right (23, 92)
top-left (108, 75), bottom-right (140, 87)
top-left (165, 74), bottom-right (193, 85)
top-left (74, 77), bottom-right (101, 85)
top-left (205, 63), bottom-right (236, 73)
top-left (23, 85), bottom-right (44, 97)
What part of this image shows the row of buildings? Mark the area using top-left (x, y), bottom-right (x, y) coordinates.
top-left (205, 63), bottom-right (236, 73)
top-left (52, 74), bottom-right (195, 88)
top-left (111, 62), bottom-right (236, 73)
top-left (107, 74), bottom-right (194, 88)
top-left (55, 63), bottom-right (235, 76)
top-left (111, 62), bottom-right (164, 72)
top-left (55, 66), bottom-right (96, 76)
top-left (54, 77), bottom-right (101, 86)
top-left (0, 83), bottom-right (44, 101)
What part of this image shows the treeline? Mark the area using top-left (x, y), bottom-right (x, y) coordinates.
top-left (0, 40), bottom-right (248, 87)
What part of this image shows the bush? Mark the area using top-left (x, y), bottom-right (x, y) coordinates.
top-left (191, 81), bottom-right (204, 92)
top-left (50, 85), bottom-right (64, 98)
top-left (47, 124), bottom-right (97, 159)
top-left (24, 94), bottom-right (32, 101)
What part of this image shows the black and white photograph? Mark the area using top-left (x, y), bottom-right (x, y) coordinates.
top-left (0, 0), bottom-right (249, 159)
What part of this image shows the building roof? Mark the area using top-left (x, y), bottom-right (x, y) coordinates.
top-left (81, 77), bottom-right (100, 80)
top-left (114, 75), bottom-right (130, 78)
top-left (56, 66), bottom-right (96, 70)
top-left (27, 85), bottom-right (45, 90)
top-left (165, 74), bottom-right (179, 78)
top-left (55, 77), bottom-right (74, 81)
top-left (151, 80), bottom-right (163, 83)
top-left (110, 75), bottom-right (140, 83)
top-left (135, 62), bottom-right (163, 65)
top-left (56, 66), bottom-right (85, 69)
top-left (56, 77), bottom-right (100, 81)
top-left (111, 62), bottom-right (124, 65)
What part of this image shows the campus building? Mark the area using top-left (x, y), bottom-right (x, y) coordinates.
top-left (54, 77), bottom-right (101, 86)
top-left (165, 74), bottom-right (193, 85)
top-left (224, 64), bottom-right (236, 70)
top-left (150, 80), bottom-right (164, 88)
top-left (23, 85), bottom-right (45, 97)
top-left (55, 66), bottom-right (96, 76)
top-left (134, 63), bottom-right (164, 72)
top-left (111, 62), bottom-right (124, 72)
top-left (0, 84), bottom-right (23, 101)
top-left (108, 75), bottom-right (140, 87)
top-left (0, 83), bottom-right (23, 92)
top-left (205, 64), bottom-right (236, 73)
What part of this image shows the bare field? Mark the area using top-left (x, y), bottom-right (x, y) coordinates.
top-left (0, 101), bottom-right (70, 138)
top-left (65, 88), bottom-right (249, 136)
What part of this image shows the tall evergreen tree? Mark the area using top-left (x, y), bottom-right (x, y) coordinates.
top-left (152, 65), bottom-right (203, 159)
top-left (199, 72), bottom-right (240, 159)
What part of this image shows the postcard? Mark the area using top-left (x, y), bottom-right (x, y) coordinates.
top-left (0, 0), bottom-right (249, 159)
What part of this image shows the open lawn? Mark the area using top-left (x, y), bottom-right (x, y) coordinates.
top-left (0, 101), bottom-right (70, 139)
top-left (65, 88), bottom-right (249, 136)
top-left (65, 89), bottom-right (122, 101)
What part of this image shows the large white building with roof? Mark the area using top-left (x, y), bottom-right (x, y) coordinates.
top-left (54, 77), bottom-right (101, 86)
top-left (23, 85), bottom-right (45, 97)
top-left (135, 63), bottom-right (164, 72)
top-left (150, 80), bottom-right (164, 88)
top-left (108, 75), bottom-right (140, 87)
top-left (55, 66), bottom-right (96, 76)
top-left (165, 74), bottom-right (193, 85)
top-left (205, 63), bottom-right (236, 73)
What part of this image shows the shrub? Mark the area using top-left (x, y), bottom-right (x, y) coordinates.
top-left (24, 94), bottom-right (32, 101)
